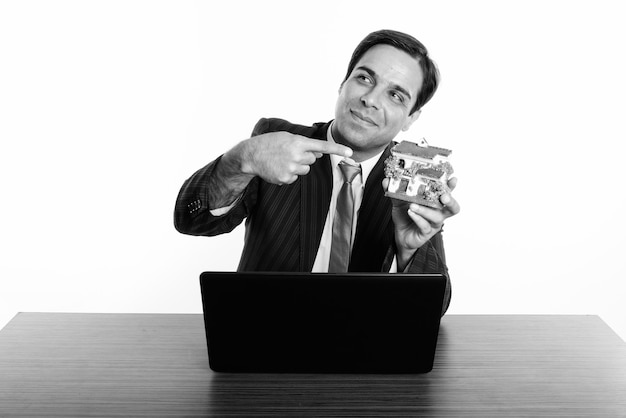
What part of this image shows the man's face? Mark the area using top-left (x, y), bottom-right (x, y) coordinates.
top-left (333, 44), bottom-right (423, 161)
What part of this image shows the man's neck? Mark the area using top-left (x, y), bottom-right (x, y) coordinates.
top-left (327, 122), bottom-right (386, 184)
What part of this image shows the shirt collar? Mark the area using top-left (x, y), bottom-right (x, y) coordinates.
top-left (326, 121), bottom-right (384, 184)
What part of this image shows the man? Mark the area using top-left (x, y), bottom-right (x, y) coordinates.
top-left (174, 29), bottom-right (460, 313)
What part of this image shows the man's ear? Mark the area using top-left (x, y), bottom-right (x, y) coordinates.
top-left (402, 109), bottom-right (421, 132)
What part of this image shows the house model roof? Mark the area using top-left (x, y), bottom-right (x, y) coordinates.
top-left (392, 140), bottom-right (452, 160)
top-left (416, 168), bottom-right (446, 180)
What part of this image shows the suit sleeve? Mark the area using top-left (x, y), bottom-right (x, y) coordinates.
top-left (384, 231), bottom-right (451, 315)
top-left (173, 118), bottom-right (270, 236)
top-left (405, 231), bottom-right (451, 315)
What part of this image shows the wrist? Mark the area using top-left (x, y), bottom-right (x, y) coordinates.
top-left (207, 142), bottom-right (256, 210)
top-left (224, 140), bottom-right (255, 178)
top-left (395, 247), bottom-right (415, 272)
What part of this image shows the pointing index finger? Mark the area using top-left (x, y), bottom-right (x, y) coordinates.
top-left (304, 138), bottom-right (353, 158)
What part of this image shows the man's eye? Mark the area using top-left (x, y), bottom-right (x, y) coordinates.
top-left (358, 75), bottom-right (372, 84)
top-left (391, 92), bottom-right (404, 103)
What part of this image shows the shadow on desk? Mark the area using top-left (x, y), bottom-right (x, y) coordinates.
top-left (208, 370), bottom-right (437, 415)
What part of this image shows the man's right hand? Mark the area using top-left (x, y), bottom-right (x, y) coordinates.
top-left (236, 131), bottom-right (353, 185)
top-left (208, 132), bottom-right (352, 210)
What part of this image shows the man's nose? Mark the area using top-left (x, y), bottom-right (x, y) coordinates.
top-left (360, 87), bottom-right (382, 109)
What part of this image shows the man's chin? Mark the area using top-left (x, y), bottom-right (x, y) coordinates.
top-left (334, 120), bottom-right (375, 145)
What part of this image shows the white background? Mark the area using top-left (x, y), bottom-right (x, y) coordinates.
top-left (1, 1), bottom-right (625, 340)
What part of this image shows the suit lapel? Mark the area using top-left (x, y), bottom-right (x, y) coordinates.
top-left (300, 124), bottom-right (333, 271)
top-left (350, 144), bottom-right (394, 271)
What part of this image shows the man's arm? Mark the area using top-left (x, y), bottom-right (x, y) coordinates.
top-left (173, 155), bottom-right (256, 237)
top-left (174, 118), bottom-right (353, 236)
top-left (405, 232), bottom-right (451, 315)
top-left (383, 177), bottom-right (459, 315)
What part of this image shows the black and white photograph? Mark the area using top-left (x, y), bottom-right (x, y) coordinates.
top-left (1, 0), bottom-right (625, 415)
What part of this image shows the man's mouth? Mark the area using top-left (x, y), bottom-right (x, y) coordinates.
top-left (350, 110), bottom-right (377, 126)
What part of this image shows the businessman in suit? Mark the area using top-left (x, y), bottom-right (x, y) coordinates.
top-left (174, 29), bottom-right (460, 313)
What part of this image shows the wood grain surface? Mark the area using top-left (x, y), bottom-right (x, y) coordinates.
top-left (0, 313), bottom-right (624, 417)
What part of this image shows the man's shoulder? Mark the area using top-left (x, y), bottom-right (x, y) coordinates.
top-left (252, 118), bottom-right (331, 140)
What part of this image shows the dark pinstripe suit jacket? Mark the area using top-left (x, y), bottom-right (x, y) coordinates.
top-left (174, 118), bottom-right (451, 311)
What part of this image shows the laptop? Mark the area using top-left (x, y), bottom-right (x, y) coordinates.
top-left (200, 271), bottom-right (446, 373)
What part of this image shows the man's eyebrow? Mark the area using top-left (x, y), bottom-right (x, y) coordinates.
top-left (355, 65), bottom-right (413, 101)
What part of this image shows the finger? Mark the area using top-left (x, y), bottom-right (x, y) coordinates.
top-left (439, 194), bottom-right (461, 217)
top-left (409, 203), bottom-right (445, 227)
top-left (281, 174), bottom-right (299, 185)
top-left (298, 152), bottom-right (318, 166)
top-left (447, 177), bottom-right (458, 191)
top-left (293, 164), bottom-right (311, 176)
top-left (301, 138), bottom-right (353, 158)
top-left (407, 209), bottom-right (434, 236)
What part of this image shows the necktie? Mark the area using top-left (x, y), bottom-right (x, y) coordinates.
top-left (328, 161), bottom-right (361, 273)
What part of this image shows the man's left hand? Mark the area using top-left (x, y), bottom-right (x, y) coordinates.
top-left (383, 177), bottom-right (460, 271)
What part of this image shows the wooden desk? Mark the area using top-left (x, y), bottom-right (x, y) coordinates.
top-left (0, 314), bottom-right (624, 417)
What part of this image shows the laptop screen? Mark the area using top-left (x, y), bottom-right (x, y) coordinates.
top-left (200, 272), bottom-right (446, 373)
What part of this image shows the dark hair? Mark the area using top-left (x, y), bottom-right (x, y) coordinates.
top-left (343, 29), bottom-right (440, 114)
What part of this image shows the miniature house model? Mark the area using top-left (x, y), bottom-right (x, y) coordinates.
top-left (384, 138), bottom-right (453, 208)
